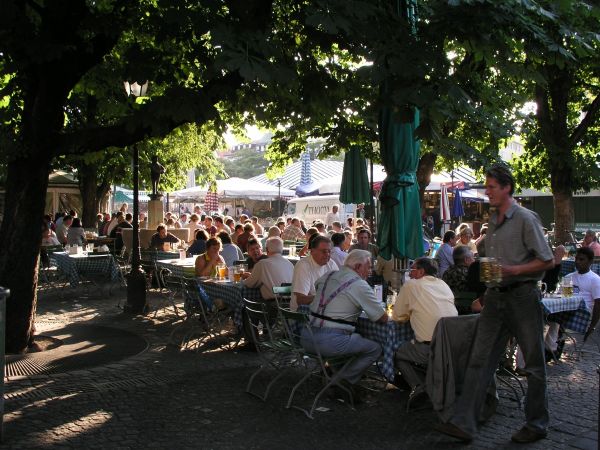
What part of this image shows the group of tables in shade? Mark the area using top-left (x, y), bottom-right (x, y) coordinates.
top-left (47, 247), bottom-right (593, 386)
top-left (155, 253), bottom-right (592, 383)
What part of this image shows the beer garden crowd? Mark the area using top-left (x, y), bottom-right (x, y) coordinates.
top-left (39, 165), bottom-right (600, 445)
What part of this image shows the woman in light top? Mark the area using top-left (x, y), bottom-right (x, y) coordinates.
top-left (455, 226), bottom-right (478, 256)
top-left (195, 237), bottom-right (226, 277)
top-left (42, 225), bottom-right (61, 246)
top-left (66, 218), bottom-right (87, 246)
top-left (217, 231), bottom-right (244, 267)
top-left (186, 214), bottom-right (202, 240)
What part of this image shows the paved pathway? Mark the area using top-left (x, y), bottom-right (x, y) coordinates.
top-left (1, 284), bottom-right (598, 449)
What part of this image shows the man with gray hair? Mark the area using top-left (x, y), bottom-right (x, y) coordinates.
top-left (244, 237), bottom-right (294, 300)
top-left (392, 257), bottom-right (457, 402)
top-left (302, 249), bottom-right (388, 397)
top-left (442, 246), bottom-right (475, 293)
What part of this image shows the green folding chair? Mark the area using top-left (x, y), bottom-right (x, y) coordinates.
top-left (279, 308), bottom-right (359, 419)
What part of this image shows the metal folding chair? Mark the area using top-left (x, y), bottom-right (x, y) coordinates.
top-left (272, 285), bottom-right (292, 310)
top-left (140, 249), bottom-right (158, 290)
top-left (170, 277), bottom-right (223, 351)
top-left (244, 298), bottom-right (294, 401)
top-left (279, 308), bottom-right (359, 419)
top-left (154, 269), bottom-right (182, 318)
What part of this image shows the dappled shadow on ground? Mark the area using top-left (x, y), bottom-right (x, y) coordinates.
top-left (6, 324), bottom-right (148, 377)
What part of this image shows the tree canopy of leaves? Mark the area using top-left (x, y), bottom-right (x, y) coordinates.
top-left (1, 0), bottom-right (599, 351)
top-left (221, 147), bottom-right (269, 179)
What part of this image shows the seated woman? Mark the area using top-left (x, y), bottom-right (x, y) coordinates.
top-left (42, 224), bottom-right (61, 247)
top-left (454, 226), bottom-right (478, 256)
top-left (218, 231), bottom-right (244, 267)
top-left (66, 218), bottom-right (87, 246)
top-left (195, 237), bottom-right (226, 277)
top-left (188, 229), bottom-right (209, 256)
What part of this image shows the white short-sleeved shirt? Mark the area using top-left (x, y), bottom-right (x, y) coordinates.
top-left (244, 254), bottom-right (294, 300)
top-left (309, 266), bottom-right (385, 331)
top-left (565, 270), bottom-right (600, 311)
top-left (290, 255), bottom-right (338, 310)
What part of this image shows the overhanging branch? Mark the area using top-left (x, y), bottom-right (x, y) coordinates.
top-left (570, 94), bottom-right (600, 147)
top-left (58, 73), bottom-right (243, 155)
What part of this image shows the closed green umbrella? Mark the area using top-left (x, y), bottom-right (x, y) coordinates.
top-left (339, 146), bottom-right (371, 205)
top-left (377, 106), bottom-right (424, 260)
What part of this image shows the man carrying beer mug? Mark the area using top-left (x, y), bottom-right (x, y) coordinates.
top-left (436, 164), bottom-right (554, 444)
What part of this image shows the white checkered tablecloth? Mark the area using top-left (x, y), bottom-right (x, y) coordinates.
top-left (156, 258), bottom-right (197, 278)
top-left (356, 317), bottom-right (414, 381)
top-left (50, 252), bottom-right (119, 287)
top-left (542, 295), bottom-right (591, 334)
top-left (199, 280), bottom-right (262, 329)
top-left (559, 259), bottom-right (600, 278)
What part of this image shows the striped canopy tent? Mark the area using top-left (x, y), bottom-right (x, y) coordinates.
top-left (250, 160), bottom-right (344, 190)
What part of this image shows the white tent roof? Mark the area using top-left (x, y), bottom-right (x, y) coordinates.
top-left (317, 165), bottom-right (387, 195)
top-left (170, 177), bottom-right (295, 201)
top-left (250, 159), bottom-right (345, 190)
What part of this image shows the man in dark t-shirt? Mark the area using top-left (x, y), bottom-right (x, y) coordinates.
top-left (149, 224), bottom-right (180, 250)
top-left (245, 239), bottom-right (268, 270)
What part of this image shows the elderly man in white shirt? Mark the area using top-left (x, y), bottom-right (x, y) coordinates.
top-left (290, 235), bottom-right (338, 311)
top-left (392, 257), bottom-right (457, 400)
top-left (302, 249), bottom-right (387, 392)
top-left (244, 237), bottom-right (294, 300)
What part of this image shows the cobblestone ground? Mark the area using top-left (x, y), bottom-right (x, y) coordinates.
top-left (1, 282), bottom-right (598, 449)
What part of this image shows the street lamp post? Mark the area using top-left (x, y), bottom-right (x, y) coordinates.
top-left (124, 81), bottom-right (148, 314)
top-left (277, 179), bottom-right (281, 216)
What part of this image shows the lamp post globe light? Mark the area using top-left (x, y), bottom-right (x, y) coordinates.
top-left (124, 80), bottom-right (149, 314)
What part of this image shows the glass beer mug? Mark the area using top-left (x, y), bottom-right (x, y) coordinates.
top-left (561, 277), bottom-right (573, 298)
top-left (480, 257), bottom-right (502, 284)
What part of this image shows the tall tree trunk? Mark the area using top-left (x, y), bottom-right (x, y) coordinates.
top-left (0, 155), bottom-right (52, 352)
top-left (79, 164), bottom-right (100, 228)
top-left (416, 152), bottom-right (437, 213)
top-left (552, 192), bottom-right (574, 245)
top-left (551, 163), bottom-right (575, 245)
top-left (536, 71), bottom-right (574, 246)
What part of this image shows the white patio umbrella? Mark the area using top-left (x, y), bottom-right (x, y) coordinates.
top-left (440, 184), bottom-right (451, 234)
